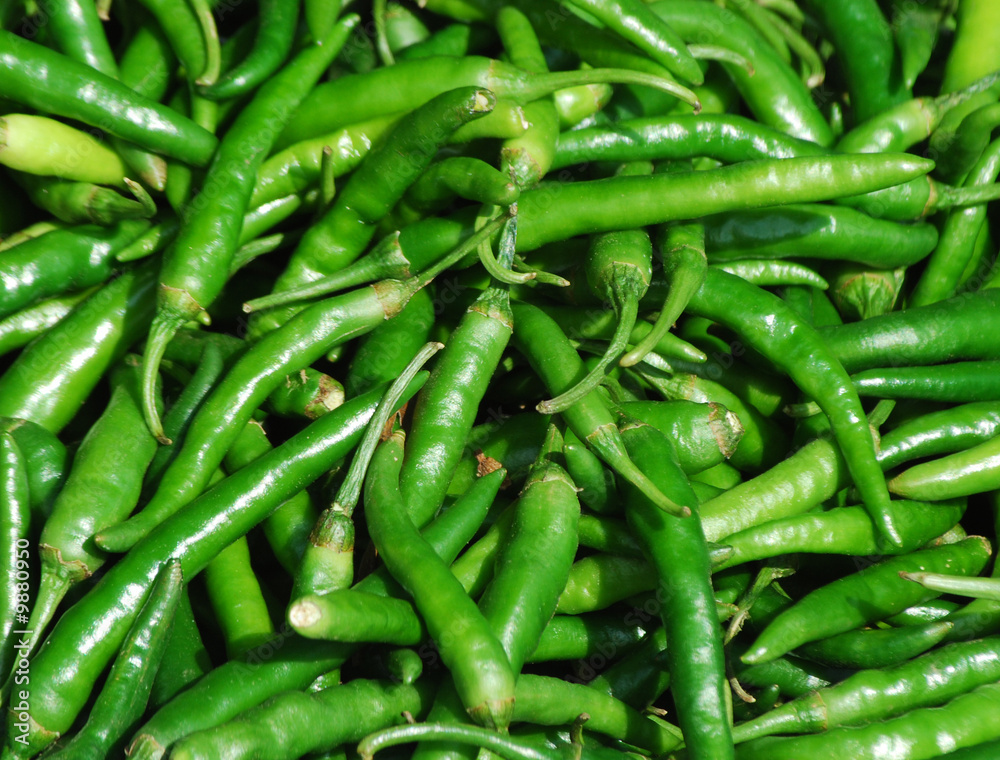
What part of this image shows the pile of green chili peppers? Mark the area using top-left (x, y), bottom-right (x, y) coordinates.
top-left (3, 0), bottom-right (1000, 758)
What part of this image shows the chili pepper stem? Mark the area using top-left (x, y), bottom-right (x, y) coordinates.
top-left (523, 67), bottom-right (702, 113)
top-left (358, 722), bottom-right (555, 760)
top-left (242, 232), bottom-right (408, 313)
top-left (141, 314), bottom-right (192, 444)
top-left (190, 0), bottom-right (221, 85)
top-left (20, 566), bottom-right (73, 660)
top-left (124, 735), bottom-right (164, 760)
top-left (538, 282), bottom-right (640, 414)
top-left (124, 179), bottom-right (158, 218)
top-left (587, 423), bottom-right (690, 518)
top-left (901, 571), bottom-right (1000, 601)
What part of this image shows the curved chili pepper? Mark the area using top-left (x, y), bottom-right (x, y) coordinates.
top-left (140, 14), bottom-right (360, 441)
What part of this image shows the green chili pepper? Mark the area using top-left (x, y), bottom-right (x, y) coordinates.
top-left (398, 212), bottom-right (518, 527)
top-left (879, 402), bottom-right (1000, 471)
top-left (743, 536), bottom-right (993, 665)
top-left (734, 681), bottom-right (1000, 760)
top-left (10, 173), bottom-right (153, 227)
top-left (365, 430), bottom-right (516, 728)
top-left (514, 154), bottom-right (932, 253)
top-left (527, 613), bottom-right (647, 665)
top-left (0, 432), bottom-right (30, 681)
top-left (24, 360), bottom-right (161, 658)
top-left (170, 678), bottom-right (436, 760)
top-left (9, 378), bottom-right (426, 758)
top-left (715, 498), bottom-right (965, 571)
top-left (795, 619), bottom-right (955, 670)
top-left (711, 208), bottom-right (935, 273)
top-left (734, 636), bottom-right (1000, 743)
top-left (128, 635), bottom-right (349, 760)
top-left (359, 721), bottom-right (633, 760)
top-left (0, 220), bottom-right (148, 321)
top-left (141, 14), bottom-right (360, 441)
top-left (43, 560), bottom-right (183, 760)
top-left (0, 114), bottom-right (127, 186)
top-left (478, 424), bottom-right (580, 675)
top-left (148, 590), bottom-right (211, 710)
top-left (619, 416), bottom-right (733, 759)
top-left (0, 261), bottom-right (158, 434)
top-left (853, 361), bottom-right (1000, 403)
top-left (0, 418), bottom-right (67, 520)
top-left (889, 434), bottom-right (1000, 501)
top-left (820, 289), bottom-right (1000, 372)
top-left (198, 0), bottom-right (298, 100)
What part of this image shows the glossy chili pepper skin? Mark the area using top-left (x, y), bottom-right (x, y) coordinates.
top-left (478, 425), bottom-right (580, 675)
top-left (0, 30), bottom-right (217, 165)
top-left (795, 619), bottom-right (954, 670)
top-left (734, 681), bottom-right (1000, 760)
top-left (734, 636), bottom-right (1000, 744)
top-left (743, 537), bottom-right (993, 665)
top-left (142, 15), bottom-right (360, 439)
top-left (554, 114), bottom-right (826, 169)
top-left (716, 498), bottom-right (965, 571)
top-left (702, 204), bottom-right (939, 268)
top-left (0, 289), bottom-right (91, 358)
top-left (853, 361), bottom-right (1000, 402)
top-left (514, 154), bottom-right (932, 253)
top-left (44, 561), bottom-right (183, 760)
top-left (199, 0), bottom-right (298, 100)
top-left (0, 418), bottom-right (67, 520)
top-left (527, 613), bottom-right (647, 664)
top-left (9, 379), bottom-right (424, 758)
top-left (0, 113), bottom-right (127, 186)
top-left (26, 361), bottom-right (161, 657)
top-left (0, 433), bottom-right (30, 681)
top-left (820, 289), bottom-right (1000, 372)
top-left (399, 255), bottom-right (514, 528)
top-left (687, 268), bottom-right (899, 546)
top-left (99, 278), bottom-right (419, 552)
top-left (0, 262), bottom-right (158, 434)
top-left (365, 431), bottom-right (516, 729)
top-left (204, 531), bottom-right (275, 660)
top-left (0, 220), bottom-right (147, 321)
top-left (147, 589), bottom-right (210, 710)
top-left (619, 418), bottom-right (733, 760)
top-left (889, 434), bottom-right (1000, 502)
top-left (878, 402), bottom-right (1000, 471)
